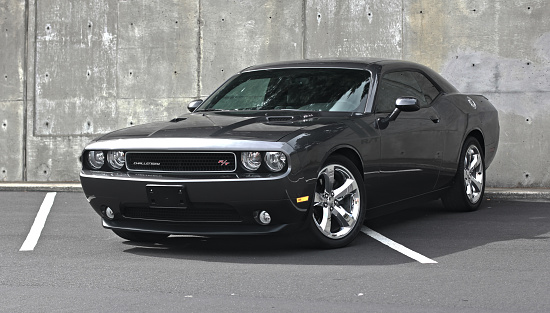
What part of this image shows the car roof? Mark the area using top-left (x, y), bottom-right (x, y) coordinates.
top-left (240, 58), bottom-right (431, 72)
top-left (240, 58), bottom-right (459, 93)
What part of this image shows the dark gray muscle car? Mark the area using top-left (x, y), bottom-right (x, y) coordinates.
top-left (80, 59), bottom-right (499, 248)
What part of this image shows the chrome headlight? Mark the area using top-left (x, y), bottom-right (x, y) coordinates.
top-left (107, 151), bottom-right (125, 170)
top-left (87, 151), bottom-right (104, 170)
top-left (264, 152), bottom-right (287, 172)
top-left (241, 152), bottom-right (262, 171)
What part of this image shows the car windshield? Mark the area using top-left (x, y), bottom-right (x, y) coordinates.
top-left (199, 68), bottom-right (371, 112)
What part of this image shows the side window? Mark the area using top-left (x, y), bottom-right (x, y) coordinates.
top-left (375, 71), bottom-right (427, 113)
top-left (410, 72), bottom-right (440, 105)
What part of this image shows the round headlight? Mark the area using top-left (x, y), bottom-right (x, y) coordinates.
top-left (87, 151), bottom-right (104, 170)
top-left (264, 152), bottom-right (287, 172)
top-left (107, 151), bottom-right (125, 170)
top-left (241, 152), bottom-right (262, 171)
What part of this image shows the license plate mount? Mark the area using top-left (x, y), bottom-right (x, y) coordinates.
top-left (146, 185), bottom-right (188, 208)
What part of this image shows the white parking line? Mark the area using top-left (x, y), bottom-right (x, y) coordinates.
top-left (19, 192), bottom-right (57, 252)
top-left (361, 226), bottom-right (437, 264)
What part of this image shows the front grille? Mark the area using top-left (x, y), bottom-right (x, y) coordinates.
top-left (126, 152), bottom-right (237, 172)
top-left (122, 206), bottom-right (243, 222)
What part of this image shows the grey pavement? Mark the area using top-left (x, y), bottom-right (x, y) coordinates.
top-left (1, 191), bottom-right (550, 312)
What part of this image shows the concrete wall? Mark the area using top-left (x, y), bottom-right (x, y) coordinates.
top-left (1, 0), bottom-right (549, 187)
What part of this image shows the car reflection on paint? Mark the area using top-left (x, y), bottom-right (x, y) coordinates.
top-left (80, 59), bottom-right (499, 248)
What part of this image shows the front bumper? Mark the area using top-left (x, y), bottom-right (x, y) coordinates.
top-left (80, 170), bottom-right (314, 235)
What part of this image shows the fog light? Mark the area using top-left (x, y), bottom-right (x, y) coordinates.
top-left (105, 207), bottom-right (115, 220)
top-left (257, 210), bottom-right (271, 225)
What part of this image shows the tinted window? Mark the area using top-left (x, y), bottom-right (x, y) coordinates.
top-left (200, 69), bottom-right (371, 112)
top-left (375, 71), bottom-right (427, 113)
top-left (410, 72), bottom-right (440, 105)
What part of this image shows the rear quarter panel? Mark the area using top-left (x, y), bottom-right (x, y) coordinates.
top-left (433, 93), bottom-right (499, 189)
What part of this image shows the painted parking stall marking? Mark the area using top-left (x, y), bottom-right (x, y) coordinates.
top-left (361, 226), bottom-right (437, 264)
top-left (19, 192), bottom-right (57, 252)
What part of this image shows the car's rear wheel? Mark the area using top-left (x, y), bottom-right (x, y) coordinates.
top-left (442, 137), bottom-right (485, 211)
top-left (111, 229), bottom-right (169, 243)
top-left (307, 155), bottom-right (366, 249)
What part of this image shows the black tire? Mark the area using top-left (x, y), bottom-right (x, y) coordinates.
top-left (111, 229), bottom-right (169, 243)
top-left (442, 137), bottom-right (485, 211)
top-left (307, 155), bottom-right (366, 249)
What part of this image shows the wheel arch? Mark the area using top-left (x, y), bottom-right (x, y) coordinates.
top-left (466, 129), bottom-right (485, 156)
top-left (324, 146), bottom-right (364, 180)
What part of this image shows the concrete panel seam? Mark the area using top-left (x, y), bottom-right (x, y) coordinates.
top-left (302, 0), bottom-right (307, 59)
top-left (116, 1), bottom-right (120, 107)
top-left (31, 0), bottom-right (38, 140)
top-left (197, 0), bottom-right (202, 98)
top-left (401, 0), bottom-right (405, 60)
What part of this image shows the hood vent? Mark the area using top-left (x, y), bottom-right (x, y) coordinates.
top-left (266, 116), bottom-right (293, 122)
top-left (170, 117), bottom-right (187, 123)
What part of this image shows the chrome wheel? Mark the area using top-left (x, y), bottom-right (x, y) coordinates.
top-left (442, 137), bottom-right (485, 212)
top-left (463, 144), bottom-right (484, 204)
top-left (312, 164), bottom-right (361, 239)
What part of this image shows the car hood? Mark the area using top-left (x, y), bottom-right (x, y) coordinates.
top-left (95, 111), bottom-right (342, 143)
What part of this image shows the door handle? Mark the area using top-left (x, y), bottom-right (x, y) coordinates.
top-left (430, 116), bottom-right (440, 123)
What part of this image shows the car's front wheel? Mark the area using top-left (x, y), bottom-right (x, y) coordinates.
top-left (111, 229), bottom-right (169, 243)
top-left (307, 155), bottom-right (366, 249)
top-left (442, 137), bottom-right (485, 211)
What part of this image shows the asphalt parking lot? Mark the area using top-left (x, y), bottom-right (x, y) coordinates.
top-left (1, 191), bottom-right (549, 312)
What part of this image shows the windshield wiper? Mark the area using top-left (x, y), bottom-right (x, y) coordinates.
top-left (196, 108), bottom-right (223, 112)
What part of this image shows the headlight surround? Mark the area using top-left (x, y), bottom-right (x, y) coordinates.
top-left (87, 151), bottom-right (104, 170)
top-left (107, 151), bottom-right (125, 170)
top-left (264, 152), bottom-right (287, 172)
top-left (241, 152), bottom-right (262, 171)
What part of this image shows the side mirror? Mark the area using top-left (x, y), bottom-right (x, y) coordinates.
top-left (187, 99), bottom-right (203, 112)
top-left (395, 97), bottom-right (420, 112)
top-left (376, 97), bottom-right (420, 130)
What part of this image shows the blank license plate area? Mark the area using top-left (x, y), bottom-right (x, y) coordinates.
top-left (146, 185), bottom-right (188, 208)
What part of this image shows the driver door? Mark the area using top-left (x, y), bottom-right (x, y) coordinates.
top-left (370, 71), bottom-right (445, 207)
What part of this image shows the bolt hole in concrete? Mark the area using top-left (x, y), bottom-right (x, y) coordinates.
top-left (527, 62), bottom-right (531, 65)
top-left (43, 171), bottom-right (47, 174)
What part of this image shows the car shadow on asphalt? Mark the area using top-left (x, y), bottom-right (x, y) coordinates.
top-left (121, 199), bottom-right (550, 266)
